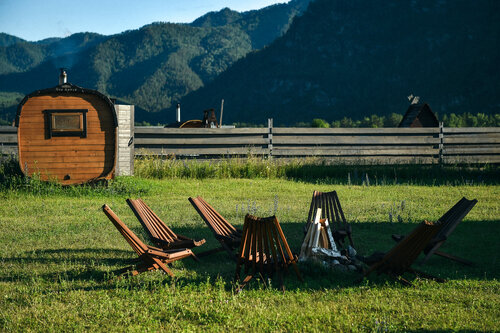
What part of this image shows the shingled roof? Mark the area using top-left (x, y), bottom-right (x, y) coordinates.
top-left (398, 103), bottom-right (439, 127)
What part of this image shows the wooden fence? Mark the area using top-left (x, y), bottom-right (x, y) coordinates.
top-left (0, 126), bottom-right (17, 156)
top-left (2, 123), bottom-right (500, 164)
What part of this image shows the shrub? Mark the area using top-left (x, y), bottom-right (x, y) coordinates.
top-left (311, 118), bottom-right (330, 128)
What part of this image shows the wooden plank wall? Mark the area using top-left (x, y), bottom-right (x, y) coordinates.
top-left (2, 125), bottom-right (500, 165)
top-left (16, 94), bottom-right (116, 184)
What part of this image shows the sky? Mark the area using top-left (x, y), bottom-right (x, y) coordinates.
top-left (0, 0), bottom-right (288, 42)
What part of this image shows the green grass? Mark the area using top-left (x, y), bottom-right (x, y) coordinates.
top-left (0, 175), bottom-right (499, 331)
top-left (135, 155), bottom-right (500, 185)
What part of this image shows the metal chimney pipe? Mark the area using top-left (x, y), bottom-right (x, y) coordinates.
top-left (59, 68), bottom-right (67, 85)
top-left (176, 103), bottom-right (181, 123)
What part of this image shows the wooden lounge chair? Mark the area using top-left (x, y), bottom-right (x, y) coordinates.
top-left (102, 204), bottom-right (196, 277)
top-left (126, 198), bottom-right (206, 251)
top-left (360, 220), bottom-right (445, 286)
top-left (235, 214), bottom-right (303, 291)
top-left (188, 196), bottom-right (242, 259)
top-left (392, 197), bottom-right (477, 266)
top-left (306, 190), bottom-right (353, 248)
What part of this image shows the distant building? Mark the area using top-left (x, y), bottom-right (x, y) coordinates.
top-left (398, 103), bottom-right (439, 127)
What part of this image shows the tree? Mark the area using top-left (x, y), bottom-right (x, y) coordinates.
top-left (311, 118), bottom-right (330, 128)
top-left (385, 113), bottom-right (403, 127)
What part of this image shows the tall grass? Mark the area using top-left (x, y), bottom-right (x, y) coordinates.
top-left (0, 155), bottom-right (149, 196)
top-left (1, 155), bottom-right (498, 198)
top-left (135, 155), bottom-right (499, 185)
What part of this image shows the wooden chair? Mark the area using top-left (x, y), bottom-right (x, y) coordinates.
top-left (188, 196), bottom-right (242, 259)
top-left (102, 204), bottom-right (196, 277)
top-left (126, 198), bottom-right (206, 251)
top-left (360, 220), bottom-right (445, 286)
top-left (392, 197), bottom-right (477, 266)
top-left (235, 214), bottom-right (303, 291)
top-left (306, 190), bottom-right (353, 248)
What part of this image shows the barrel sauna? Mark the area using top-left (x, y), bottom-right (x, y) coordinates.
top-left (15, 73), bottom-right (117, 185)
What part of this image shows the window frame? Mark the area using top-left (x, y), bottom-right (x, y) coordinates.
top-left (45, 109), bottom-right (88, 138)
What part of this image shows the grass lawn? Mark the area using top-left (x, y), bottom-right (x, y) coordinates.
top-left (0, 177), bottom-right (499, 331)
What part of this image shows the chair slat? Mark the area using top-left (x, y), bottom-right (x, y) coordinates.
top-left (235, 214), bottom-right (302, 291)
top-left (127, 199), bottom-right (205, 251)
top-left (391, 197), bottom-right (477, 266)
top-left (363, 220), bottom-right (441, 284)
top-left (189, 196), bottom-right (242, 259)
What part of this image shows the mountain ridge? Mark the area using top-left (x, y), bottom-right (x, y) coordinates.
top-left (0, 0), bottom-right (312, 123)
top-left (169, 0), bottom-right (500, 125)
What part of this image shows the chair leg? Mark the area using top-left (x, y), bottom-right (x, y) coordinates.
top-left (196, 246), bottom-right (226, 257)
top-left (397, 276), bottom-right (413, 287)
top-left (291, 262), bottom-right (304, 282)
top-left (112, 262), bottom-right (156, 278)
top-left (409, 268), bottom-right (446, 283)
top-left (220, 242), bottom-right (238, 262)
top-left (278, 271), bottom-right (285, 293)
top-left (236, 275), bottom-right (254, 293)
top-left (257, 272), bottom-right (269, 289)
top-left (420, 243), bottom-right (440, 265)
top-left (190, 252), bottom-right (200, 262)
top-left (112, 265), bottom-right (137, 278)
top-left (432, 250), bottom-right (474, 266)
top-left (388, 272), bottom-right (412, 286)
top-left (154, 259), bottom-right (175, 277)
top-left (234, 263), bottom-right (242, 283)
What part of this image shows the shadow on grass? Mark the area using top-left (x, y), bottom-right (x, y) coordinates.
top-left (169, 218), bottom-right (500, 290)
top-left (1, 219), bottom-right (498, 292)
top-left (284, 164), bottom-right (500, 186)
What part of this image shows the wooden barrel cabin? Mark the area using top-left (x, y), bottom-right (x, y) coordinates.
top-left (15, 70), bottom-right (117, 185)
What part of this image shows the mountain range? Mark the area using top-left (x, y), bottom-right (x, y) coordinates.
top-left (0, 0), bottom-right (311, 124)
top-left (1, 0), bottom-right (499, 126)
top-left (169, 0), bottom-right (500, 125)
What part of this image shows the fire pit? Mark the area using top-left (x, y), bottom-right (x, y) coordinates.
top-left (299, 208), bottom-right (362, 271)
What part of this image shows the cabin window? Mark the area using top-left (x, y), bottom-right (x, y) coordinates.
top-left (45, 109), bottom-right (87, 138)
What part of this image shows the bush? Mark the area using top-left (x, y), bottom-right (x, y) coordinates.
top-left (311, 118), bottom-right (330, 128)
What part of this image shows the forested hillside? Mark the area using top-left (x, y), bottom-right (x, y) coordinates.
top-left (0, 33), bottom-right (26, 47)
top-left (0, 0), bottom-right (311, 124)
top-left (172, 0), bottom-right (500, 125)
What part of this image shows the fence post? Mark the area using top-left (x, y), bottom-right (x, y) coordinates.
top-left (268, 118), bottom-right (273, 159)
top-left (116, 104), bottom-right (135, 176)
top-left (439, 122), bottom-right (444, 165)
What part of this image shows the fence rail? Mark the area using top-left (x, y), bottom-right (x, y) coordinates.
top-left (0, 126), bottom-right (17, 155)
top-left (2, 124), bottom-right (500, 165)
